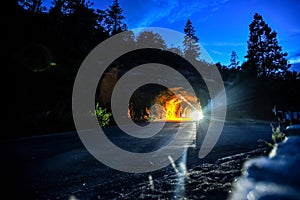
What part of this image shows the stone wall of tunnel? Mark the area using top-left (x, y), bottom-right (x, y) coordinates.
top-left (96, 62), bottom-right (210, 122)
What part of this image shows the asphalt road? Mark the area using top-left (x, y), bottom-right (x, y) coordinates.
top-left (0, 120), bottom-right (272, 199)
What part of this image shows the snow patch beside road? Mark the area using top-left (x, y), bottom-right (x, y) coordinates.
top-left (229, 136), bottom-right (300, 200)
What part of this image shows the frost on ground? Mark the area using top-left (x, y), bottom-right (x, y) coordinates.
top-left (40, 147), bottom-right (270, 200)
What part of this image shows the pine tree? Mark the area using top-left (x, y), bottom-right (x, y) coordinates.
top-left (104, 0), bottom-right (127, 35)
top-left (245, 13), bottom-right (290, 78)
top-left (229, 51), bottom-right (239, 69)
top-left (183, 19), bottom-right (200, 60)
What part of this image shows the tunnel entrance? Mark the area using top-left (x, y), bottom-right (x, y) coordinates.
top-left (151, 87), bottom-right (202, 122)
top-left (128, 86), bottom-right (202, 122)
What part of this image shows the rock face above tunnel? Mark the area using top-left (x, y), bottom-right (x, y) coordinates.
top-left (228, 136), bottom-right (300, 200)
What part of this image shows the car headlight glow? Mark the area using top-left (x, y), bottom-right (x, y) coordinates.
top-left (191, 110), bottom-right (203, 121)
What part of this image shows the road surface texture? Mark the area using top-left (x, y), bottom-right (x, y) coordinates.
top-left (1, 120), bottom-right (272, 199)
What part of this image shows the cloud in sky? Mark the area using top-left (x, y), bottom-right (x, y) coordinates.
top-left (289, 56), bottom-right (300, 65)
top-left (211, 50), bottom-right (227, 56)
top-left (167, 0), bottom-right (230, 23)
top-left (286, 51), bottom-right (300, 72)
top-left (290, 63), bottom-right (300, 72)
top-left (201, 42), bottom-right (245, 47)
top-left (288, 51), bottom-right (300, 64)
top-left (122, 0), bottom-right (178, 28)
top-left (122, 0), bottom-right (230, 28)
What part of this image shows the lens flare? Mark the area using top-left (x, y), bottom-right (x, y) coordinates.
top-left (191, 110), bottom-right (203, 121)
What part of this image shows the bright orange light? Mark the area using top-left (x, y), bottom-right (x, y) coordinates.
top-left (165, 98), bottom-right (182, 120)
top-left (146, 87), bottom-right (203, 122)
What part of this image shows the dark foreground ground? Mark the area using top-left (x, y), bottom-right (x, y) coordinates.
top-left (53, 147), bottom-right (269, 200)
top-left (1, 121), bottom-right (272, 200)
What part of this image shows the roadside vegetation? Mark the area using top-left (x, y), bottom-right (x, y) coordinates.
top-left (95, 103), bottom-right (112, 127)
top-left (265, 123), bottom-right (286, 147)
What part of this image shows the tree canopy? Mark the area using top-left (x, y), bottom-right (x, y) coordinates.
top-left (136, 31), bottom-right (167, 49)
top-left (244, 13), bottom-right (290, 79)
top-left (229, 51), bottom-right (240, 69)
top-left (183, 19), bottom-right (201, 60)
top-left (102, 0), bottom-right (127, 35)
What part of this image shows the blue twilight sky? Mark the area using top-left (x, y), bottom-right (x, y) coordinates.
top-left (44, 0), bottom-right (300, 71)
